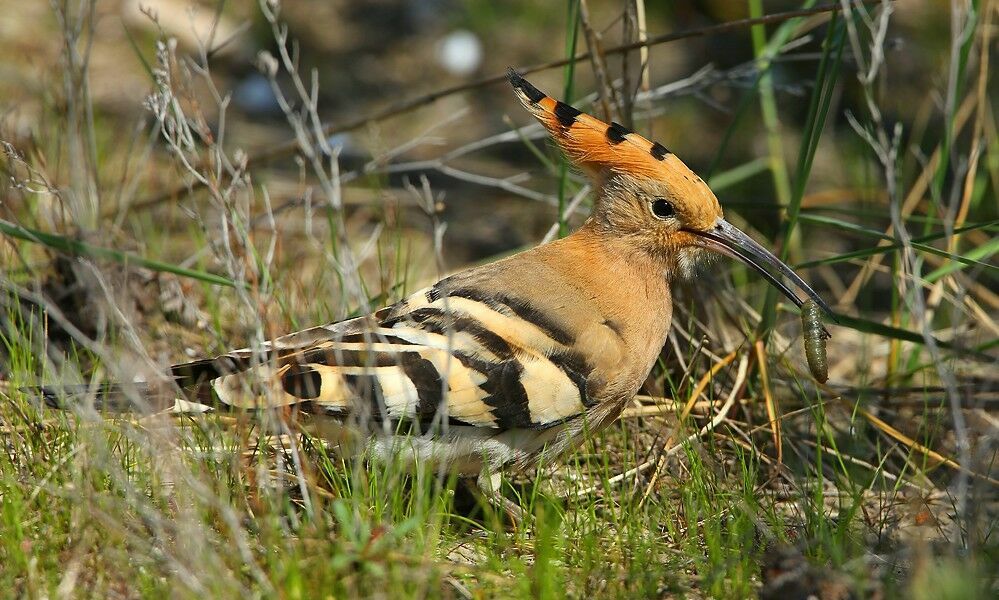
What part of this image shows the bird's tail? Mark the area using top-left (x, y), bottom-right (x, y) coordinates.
top-left (22, 382), bottom-right (198, 413)
top-left (20, 357), bottom-right (230, 413)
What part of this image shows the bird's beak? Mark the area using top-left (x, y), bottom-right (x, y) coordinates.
top-left (685, 219), bottom-right (835, 318)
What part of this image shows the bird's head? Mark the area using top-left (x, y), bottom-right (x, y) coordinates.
top-left (509, 70), bottom-right (832, 316)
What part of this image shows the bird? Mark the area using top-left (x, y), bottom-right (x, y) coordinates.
top-left (38, 70), bottom-right (832, 515)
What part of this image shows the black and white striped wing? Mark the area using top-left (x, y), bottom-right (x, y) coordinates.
top-left (175, 283), bottom-right (597, 430)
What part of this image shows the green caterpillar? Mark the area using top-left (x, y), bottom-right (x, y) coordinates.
top-left (800, 299), bottom-right (829, 383)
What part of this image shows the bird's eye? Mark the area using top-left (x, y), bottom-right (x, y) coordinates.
top-left (650, 198), bottom-right (675, 220)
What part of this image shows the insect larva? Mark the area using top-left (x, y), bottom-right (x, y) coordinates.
top-left (800, 299), bottom-right (829, 383)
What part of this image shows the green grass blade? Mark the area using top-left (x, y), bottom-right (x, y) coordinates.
top-left (823, 311), bottom-right (980, 356)
top-left (924, 236), bottom-right (999, 282)
top-left (707, 157), bottom-right (769, 192)
top-left (759, 4), bottom-right (844, 338)
top-left (795, 216), bottom-right (999, 272)
top-left (0, 219), bottom-right (237, 288)
top-left (120, 22), bottom-right (156, 83)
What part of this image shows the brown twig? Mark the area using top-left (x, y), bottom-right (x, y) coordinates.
top-left (619, 0), bottom-right (649, 129)
top-left (131, 1), bottom-right (876, 211)
top-left (754, 340), bottom-right (782, 464)
top-left (578, 0), bottom-right (619, 123)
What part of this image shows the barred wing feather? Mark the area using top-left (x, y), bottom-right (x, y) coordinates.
top-left (171, 283), bottom-right (596, 431)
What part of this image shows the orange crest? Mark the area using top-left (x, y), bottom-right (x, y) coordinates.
top-left (509, 69), bottom-right (684, 182)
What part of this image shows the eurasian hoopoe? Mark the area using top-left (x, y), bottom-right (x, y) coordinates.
top-left (41, 71), bottom-right (832, 511)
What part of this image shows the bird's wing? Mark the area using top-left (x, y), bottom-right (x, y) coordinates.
top-left (170, 279), bottom-right (599, 430)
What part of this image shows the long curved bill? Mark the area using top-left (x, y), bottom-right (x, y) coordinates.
top-left (686, 219), bottom-right (836, 319)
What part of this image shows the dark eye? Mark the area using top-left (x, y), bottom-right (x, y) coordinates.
top-left (650, 198), bottom-right (675, 220)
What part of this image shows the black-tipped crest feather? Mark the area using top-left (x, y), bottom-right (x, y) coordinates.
top-left (507, 68), bottom-right (545, 103)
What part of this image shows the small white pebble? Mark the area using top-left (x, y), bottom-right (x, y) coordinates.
top-left (437, 30), bottom-right (482, 76)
